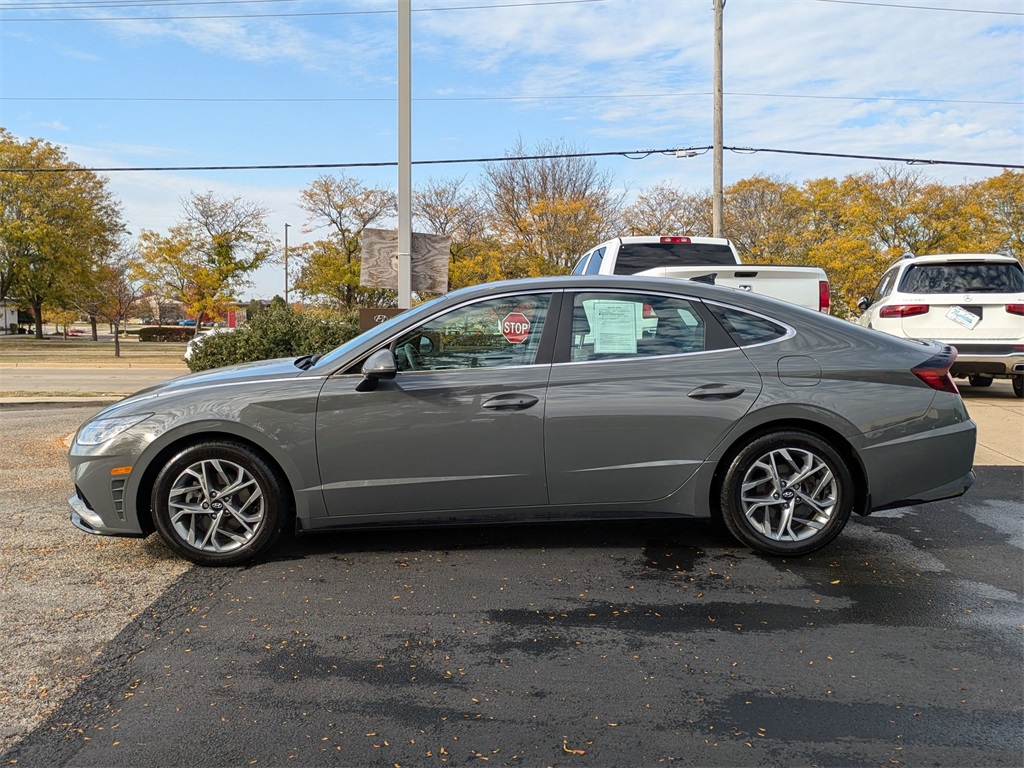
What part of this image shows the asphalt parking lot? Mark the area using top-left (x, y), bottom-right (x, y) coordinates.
top-left (0, 375), bottom-right (1021, 766)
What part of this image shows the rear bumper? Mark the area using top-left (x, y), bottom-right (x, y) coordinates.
top-left (946, 344), bottom-right (1024, 376)
top-left (858, 414), bottom-right (976, 513)
top-left (871, 469), bottom-right (976, 513)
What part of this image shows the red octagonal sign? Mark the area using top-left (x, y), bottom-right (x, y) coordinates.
top-left (500, 312), bottom-right (531, 344)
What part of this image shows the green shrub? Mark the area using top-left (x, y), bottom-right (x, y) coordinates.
top-left (138, 326), bottom-right (195, 342)
top-left (186, 303), bottom-right (361, 372)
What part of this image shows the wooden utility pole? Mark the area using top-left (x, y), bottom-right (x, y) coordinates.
top-left (713, 0), bottom-right (725, 237)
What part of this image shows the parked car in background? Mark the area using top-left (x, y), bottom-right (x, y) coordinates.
top-left (68, 275), bottom-right (976, 566)
top-left (857, 254), bottom-right (1024, 397)
top-left (571, 236), bottom-right (831, 313)
top-left (184, 325), bottom-right (236, 361)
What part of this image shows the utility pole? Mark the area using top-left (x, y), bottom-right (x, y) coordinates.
top-left (284, 222), bottom-right (290, 304)
top-left (713, 0), bottom-right (726, 237)
top-left (397, 0), bottom-right (412, 309)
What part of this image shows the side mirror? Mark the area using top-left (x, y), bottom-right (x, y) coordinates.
top-left (355, 348), bottom-right (398, 392)
top-left (857, 296), bottom-right (871, 312)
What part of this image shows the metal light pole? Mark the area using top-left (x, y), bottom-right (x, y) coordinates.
top-left (712, 0), bottom-right (726, 237)
top-left (284, 223), bottom-right (290, 304)
top-left (397, 0), bottom-right (413, 309)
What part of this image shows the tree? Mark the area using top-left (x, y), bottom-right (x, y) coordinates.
top-left (970, 170), bottom-right (1024, 261)
top-left (723, 175), bottom-right (805, 264)
top-left (414, 176), bottom-right (497, 290)
top-left (0, 129), bottom-right (125, 338)
top-left (296, 173), bottom-right (397, 308)
top-left (136, 191), bottom-right (274, 332)
top-left (482, 138), bottom-right (624, 274)
top-left (74, 240), bottom-right (144, 357)
top-left (623, 182), bottom-right (712, 236)
top-left (850, 166), bottom-right (976, 257)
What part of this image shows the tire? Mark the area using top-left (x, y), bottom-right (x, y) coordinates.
top-left (152, 441), bottom-right (290, 566)
top-left (968, 375), bottom-right (993, 388)
top-left (718, 430), bottom-right (853, 556)
top-left (1014, 375), bottom-right (1023, 399)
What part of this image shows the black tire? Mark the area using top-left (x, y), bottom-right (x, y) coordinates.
top-left (718, 430), bottom-right (854, 556)
top-left (968, 375), bottom-right (993, 387)
top-left (152, 441), bottom-right (290, 566)
top-left (1014, 376), bottom-right (1023, 399)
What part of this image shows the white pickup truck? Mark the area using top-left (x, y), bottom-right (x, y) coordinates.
top-left (571, 235), bottom-right (831, 313)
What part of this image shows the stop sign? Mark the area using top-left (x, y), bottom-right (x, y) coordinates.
top-left (500, 312), bottom-right (531, 344)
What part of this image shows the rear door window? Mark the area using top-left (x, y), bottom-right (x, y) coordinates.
top-left (900, 262), bottom-right (1024, 294)
top-left (709, 305), bottom-right (789, 347)
top-left (566, 292), bottom-right (711, 362)
top-left (613, 242), bottom-right (737, 274)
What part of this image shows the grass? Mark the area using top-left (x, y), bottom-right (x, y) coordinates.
top-left (0, 335), bottom-right (189, 367)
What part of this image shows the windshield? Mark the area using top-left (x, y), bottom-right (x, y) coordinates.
top-left (613, 242), bottom-right (737, 274)
top-left (900, 262), bottom-right (1024, 294)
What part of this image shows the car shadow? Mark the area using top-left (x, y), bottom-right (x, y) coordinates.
top-left (265, 517), bottom-right (738, 564)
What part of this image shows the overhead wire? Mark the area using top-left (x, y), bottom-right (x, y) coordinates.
top-left (6, 145), bottom-right (1020, 174)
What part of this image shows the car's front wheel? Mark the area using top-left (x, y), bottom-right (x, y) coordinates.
top-left (718, 430), bottom-right (853, 556)
top-left (152, 441), bottom-right (289, 566)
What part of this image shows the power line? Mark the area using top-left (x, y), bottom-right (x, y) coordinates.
top-left (2, 91), bottom-right (1019, 106)
top-left (6, 145), bottom-right (1021, 173)
top-left (0, 0), bottom-right (606, 20)
top-left (810, 0), bottom-right (1023, 15)
top-left (1, 0), bottom-right (303, 8)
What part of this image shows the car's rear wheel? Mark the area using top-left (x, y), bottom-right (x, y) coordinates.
top-left (1013, 375), bottom-right (1023, 399)
top-left (152, 441), bottom-right (289, 566)
top-left (718, 430), bottom-right (853, 556)
top-left (968, 375), bottom-right (993, 387)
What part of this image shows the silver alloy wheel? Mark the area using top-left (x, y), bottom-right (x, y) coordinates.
top-left (166, 458), bottom-right (266, 553)
top-left (740, 447), bottom-right (838, 542)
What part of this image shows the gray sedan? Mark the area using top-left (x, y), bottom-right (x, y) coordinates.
top-left (68, 276), bottom-right (977, 566)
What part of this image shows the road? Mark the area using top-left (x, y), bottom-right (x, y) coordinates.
top-left (0, 384), bottom-right (1020, 767)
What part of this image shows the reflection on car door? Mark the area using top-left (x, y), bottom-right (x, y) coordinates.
top-left (545, 290), bottom-right (762, 505)
top-left (314, 292), bottom-right (557, 520)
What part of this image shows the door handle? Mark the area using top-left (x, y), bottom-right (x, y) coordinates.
top-left (482, 394), bottom-right (539, 411)
top-left (687, 384), bottom-right (745, 400)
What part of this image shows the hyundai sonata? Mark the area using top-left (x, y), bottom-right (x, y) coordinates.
top-left (68, 276), bottom-right (976, 565)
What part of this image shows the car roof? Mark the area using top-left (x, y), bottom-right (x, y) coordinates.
top-left (902, 253), bottom-right (1019, 264)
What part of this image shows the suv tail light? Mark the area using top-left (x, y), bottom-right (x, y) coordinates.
top-left (660, 236), bottom-right (691, 244)
top-left (819, 280), bottom-right (831, 313)
top-left (912, 346), bottom-right (959, 394)
top-left (880, 304), bottom-right (930, 318)
top-left (1007, 304), bottom-right (1024, 316)
top-left (642, 303), bottom-right (657, 319)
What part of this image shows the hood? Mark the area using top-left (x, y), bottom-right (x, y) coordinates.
top-left (98, 357), bottom-right (309, 416)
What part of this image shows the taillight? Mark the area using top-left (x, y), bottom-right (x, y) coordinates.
top-left (1007, 304), bottom-right (1024, 316)
top-left (880, 304), bottom-right (930, 318)
top-left (660, 236), bottom-right (691, 244)
top-left (912, 348), bottom-right (959, 394)
top-left (642, 303), bottom-right (657, 319)
top-left (819, 280), bottom-right (831, 314)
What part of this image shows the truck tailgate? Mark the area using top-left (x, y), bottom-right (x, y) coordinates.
top-left (637, 265), bottom-right (828, 312)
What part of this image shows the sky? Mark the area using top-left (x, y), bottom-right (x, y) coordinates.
top-left (2, 0), bottom-right (1022, 300)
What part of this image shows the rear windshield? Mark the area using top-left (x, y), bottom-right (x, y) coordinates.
top-left (899, 262), bottom-right (1024, 294)
top-left (613, 242), bottom-right (737, 275)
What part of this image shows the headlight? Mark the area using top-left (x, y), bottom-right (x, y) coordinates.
top-left (76, 413), bottom-right (154, 446)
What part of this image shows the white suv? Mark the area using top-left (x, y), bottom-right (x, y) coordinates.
top-left (857, 254), bottom-right (1024, 397)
